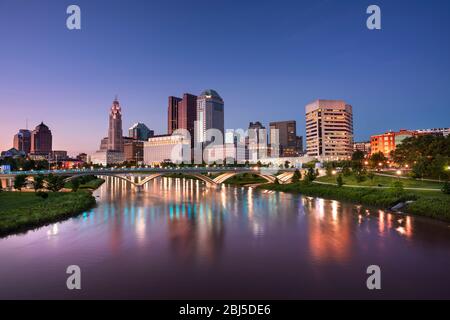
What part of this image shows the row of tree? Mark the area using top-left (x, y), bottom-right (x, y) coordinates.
top-left (391, 135), bottom-right (450, 180)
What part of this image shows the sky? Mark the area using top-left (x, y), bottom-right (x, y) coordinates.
top-left (0, 0), bottom-right (449, 155)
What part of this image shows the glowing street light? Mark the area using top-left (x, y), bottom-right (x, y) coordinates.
top-left (332, 170), bottom-right (337, 175)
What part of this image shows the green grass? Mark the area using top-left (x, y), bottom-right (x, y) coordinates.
top-left (154, 173), bottom-right (267, 186)
top-left (317, 173), bottom-right (444, 189)
top-left (0, 191), bottom-right (96, 237)
top-left (64, 177), bottom-right (105, 190)
top-left (259, 182), bottom-right (450, 221)
top-left (78, 178), bottom-right (105, 190)
top-left (406, 191), bottom-right (450, 221)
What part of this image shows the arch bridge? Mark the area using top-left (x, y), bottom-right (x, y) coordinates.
top-left (0, 167), bottom-right (300, 191)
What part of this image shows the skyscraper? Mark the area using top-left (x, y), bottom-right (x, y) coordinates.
top-left (196, 89), bottom-right (224, 144)
top-left (247, 121), bottom-right (268, 161)
top-left (30, 122), bottom-right (52, 155)
top-left (168, 96), bottom-right (182, 135)
top-left (108, 98), bottom-right (123, 152)
top-left (269, 120), bottom-right (298, 157)
top-left (13, 129), bottom-right (31, 154)
top-left (129, 122), bottom-right (154, 141)
top-left (167, 93), bottom-right (197, 141)
top-left (91, 98), bottom-right (125, 166)
top-left (305, 99), bottom-right (353, 160)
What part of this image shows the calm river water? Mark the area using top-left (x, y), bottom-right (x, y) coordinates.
top-left (0, 176), bottom-right (450, 299)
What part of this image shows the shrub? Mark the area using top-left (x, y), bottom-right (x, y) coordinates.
top-left (36, 191), bottom-right (49, 199)
top-left (46, 174), bottom-right (65, 192)
top-left (305, 168), bottom-right (317, 183)
top-left (33, 174), bottom-right (44, 192)
top-left (336, 175), bottom-right (344, 187)
top-left (442, 182), bottom-right (450, 195)
top-left (71, 178), bottom-right (81, 192)
top-left (342, 166), bottom-right (351, 177)
top-left (355, 172), bottom-right (366, 183)
top-left (292, 169), bottom-right (301, 183)
top-left (14, 175), bottom-right (27, 191)
top-left (390, 181), bottom-right (405, 198)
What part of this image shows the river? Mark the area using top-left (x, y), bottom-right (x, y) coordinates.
top-left (0, 176), bottom-right (449, 299)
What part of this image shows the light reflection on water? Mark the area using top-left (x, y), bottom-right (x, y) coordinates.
top-left (0, 176), bottom-right (449, 299)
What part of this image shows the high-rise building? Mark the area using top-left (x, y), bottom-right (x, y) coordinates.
top-left (196, 89), bottom-right (224, 145)
top-left (305, 100), bottom-right (353, 160)
top-left (123, 137), bottom-right (144, 163)
top-left (168, 93), bottom-right (198, 145)
top-left (269, 120), bottom-right (299, 157)
top-left (129, 122), bottom-right (154, 141)
top-left (30, 122), bottom-right (52, 155)
top-left (91, 98), bottom-right (125, 166)
top-left (108, 98), bottom-right (123, 152)
top-left (168, 96), bottom-right (182, 135)
top-left (13, 129), bottom-right (31, 154)
top-left (247, 121), bottom-right (268, 161)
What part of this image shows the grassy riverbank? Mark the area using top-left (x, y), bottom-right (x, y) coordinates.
top-left (259, 182), bottom-right (450, 221)
top-left (316, 173), bottom-right (444, 189)
top-left (64, 177), bottom-right (105, 190)
top-left (0, 191), bottom-right (96, 237)
top-left (159, 172), bottom-right (267, 186)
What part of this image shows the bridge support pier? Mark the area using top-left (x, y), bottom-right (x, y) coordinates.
top-left (135, 185), bottom-right (144, 192)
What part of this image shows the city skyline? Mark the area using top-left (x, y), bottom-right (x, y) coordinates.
top-left (1, 0), bottom-right (450, 155)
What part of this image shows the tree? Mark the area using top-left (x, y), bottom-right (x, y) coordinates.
top-left (292, 169), bottom-right (301, 183)
top-left (14, 175), bottom-right (27, 191)
top-left (355, 171), bottom-right (366, 183)
top-left (284, 161), bottom-right (290, 169)
top-left (305, 168), bottom-right (317, 183)
top-left (336, 174), bottom-right (344, 187)
top-left (369, 152), bottom-right (387, 169)
top-left (0, 182), bottom-right (3, 193)
top-left (442, 182), bottom-right (450, 195)
top-left (352, 150), bottom-right (365, 162)
top-left (33, 174), bottom-right (44, 192)
top-left (342, 165), bottom-right (351, 177)
top-left (46, 174), bottom-right (65, 192)
top-left (71, 178), bottom-right (81, 192)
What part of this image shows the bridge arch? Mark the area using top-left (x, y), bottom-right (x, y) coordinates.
top-left (213, 172), bottom-right (276, 184)
top-left (137, 173), bottom-right (217, 188)
top-left (63, 173), bottom-right (137, 186)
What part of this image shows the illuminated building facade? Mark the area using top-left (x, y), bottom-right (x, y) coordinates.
top-left (13, 129), bottom-right (31, 154)
top-left (305, 100), bottom-right (353, 160)
top-left (143, 134), bottom-right (191, 164)
top-left (370, 129), bottom-right (415, 157)
top-left (30, 122), bottom-right (53, 156)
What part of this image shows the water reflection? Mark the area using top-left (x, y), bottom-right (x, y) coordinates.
top-left (0, 176), bottom-right (449, 299)
top-left (92, 176), bottom-right (418, 265)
